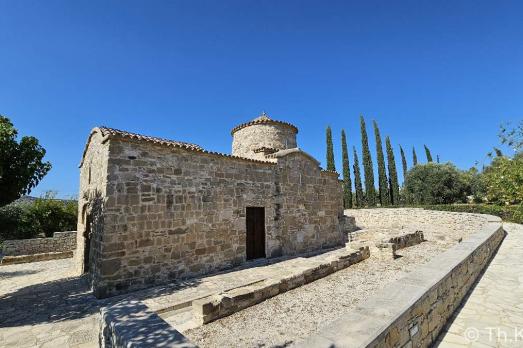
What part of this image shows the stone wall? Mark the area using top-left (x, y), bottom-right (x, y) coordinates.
top-left (298, 215), bottom-right (504, 348)
top-left (2, 231), bottom-right (77, 256)
top-left (82, 135), bottom-right (344, 298)
top-left (232, 123), bottom-right (297, 160)
top-left (275, 151), bottom-right (344, 255)
top-left (76, 129), bottom-right (111, 279)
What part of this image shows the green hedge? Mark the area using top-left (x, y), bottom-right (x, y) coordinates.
top-left (420, 204), bottom-right (523, 224)
top-left (0, 197), bottom-right (77, 241)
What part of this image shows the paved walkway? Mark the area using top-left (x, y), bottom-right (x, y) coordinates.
top-left (0, 245), bottom-right (364, 347)
top-left (0, 259), bottom-right (101, 348)
top-left (436, 223), bottom-right (523, 348)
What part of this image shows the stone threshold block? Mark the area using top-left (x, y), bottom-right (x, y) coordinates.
top-left (191, 246), bottom-right (370, 326)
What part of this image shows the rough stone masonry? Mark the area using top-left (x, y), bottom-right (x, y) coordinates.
top-left (76, 113), bottom-right (347, 298)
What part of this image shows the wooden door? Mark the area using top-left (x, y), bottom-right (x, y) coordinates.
top-left (246, 207), bottom-right (265, 260)
top-left (83, 215), bottom-right (92, 273)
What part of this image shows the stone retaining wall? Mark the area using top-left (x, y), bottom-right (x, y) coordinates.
top-left (298, 215), bottom-right (504, 348)
top-left (1, 251), bottom-right (74, 265)
top-left (2, 231), bottom-right (77, 256)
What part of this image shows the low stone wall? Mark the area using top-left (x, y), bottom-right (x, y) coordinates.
top-left (1, 251), bottom-right (74, 265)
top-left (387, 230), bottom-right (425, 250)
top-left (2, 231), bottom-right (76, 256)
top-left (298, 215), bottom-right (504, 348)
top-left (375, 230), bottom-right (425, 258)
top-left (193, 246), bottom-right (370, 325)
top-left (100, 299), bottom-right (196, 348)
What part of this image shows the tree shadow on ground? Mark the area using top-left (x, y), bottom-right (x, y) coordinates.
top-left (0, 269), bottom-right (41, 279)
top-left (0, 274), bottom-right (103, 327)
top-left (0, 243), bottom-right (346, 330)
top-left (0, 272), bottom-right (204, 328)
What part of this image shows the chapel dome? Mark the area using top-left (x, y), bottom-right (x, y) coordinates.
top-left (231, 112), bottom-right (298, 160)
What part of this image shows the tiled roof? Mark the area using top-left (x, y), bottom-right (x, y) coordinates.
top-left (79, 126), bottom-right (277, 167)
top-left (231, 112), bottom-right (298, 135)
top-left (97, 127), bottom-right (203, 151)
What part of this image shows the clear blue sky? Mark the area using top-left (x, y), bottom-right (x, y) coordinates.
top-left (1, 0), bottom-right (522, 198)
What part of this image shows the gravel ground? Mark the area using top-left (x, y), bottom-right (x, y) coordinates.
top-left (184, 208), bottom-right (489, 348)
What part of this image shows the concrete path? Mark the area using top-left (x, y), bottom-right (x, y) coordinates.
top-left (436, 223), bottom-right (523, 348)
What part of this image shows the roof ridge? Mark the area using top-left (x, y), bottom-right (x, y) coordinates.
top-left (231, 115), bottom-right (298, 135)
top-left (79, 126), bottom-right (277, 167)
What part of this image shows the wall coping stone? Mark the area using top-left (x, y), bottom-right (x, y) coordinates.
top-left (100, 299), bottom-right (196, 348)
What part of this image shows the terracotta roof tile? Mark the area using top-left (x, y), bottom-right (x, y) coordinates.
top-left (80, 126), bottom-right (276, 167)
top-left (98, 127), bottom-right (203, 151)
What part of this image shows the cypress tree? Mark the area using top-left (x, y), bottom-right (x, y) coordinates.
top-left (399, 145), bottom-right (408, 184)
top-left (341, 129), bottom-right (353, 208)
top-left (412, 147), bottom-right (418, 166)
top-left (360, 116), bottom-right (375, 206)
top-left (326, 126), bottom-right (336, 171)
top-left (373, 120), bottom-right (389, 206)
top-left (385, 136), bottom-right (400, 205)
top-left (437, 155), bottom-right (440, 163)
top-left (424, 145), bottom-right (433, 162)
top-left (353, 147), bottom-right (364, 207)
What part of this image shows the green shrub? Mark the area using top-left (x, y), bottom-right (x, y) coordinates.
top-left (462, 167), bottom-right (487, 203)
top-left (0, 192), bottom-right (77, 241)
top-left (482, 153), bottom-right (523, 205)
top-left (421, 204), bottom-right (523, 224)
top-left (404, 163), bottom-right (469, 205)
top-left (0, 204), bottom-right (38, 240)
top-left (29, 193), bottom-right (77, 237)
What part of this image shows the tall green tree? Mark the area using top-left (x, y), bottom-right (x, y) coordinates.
top-left (424, 145), bottom-right (433, 162)
top-left (399, 145), bottom-right (408, 184)
top-left (360, 116), bottom-right (375, 206)
top-left (352, 147), bottom-right (364, 207)
top-left (412, 147), bottom-right (418, 166)
top-left (373, 120), bottom-right (389, 206)
top-left (341, 130), bottom-right (353, 208)
top-left (0, 115), bottom-right (51, 206)
top-left (499, 121), bottom-right (523, 152)
top-left (386, 136), bottom-right (400, 205)
top-left (326, 126), bottom-right (336, 171)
